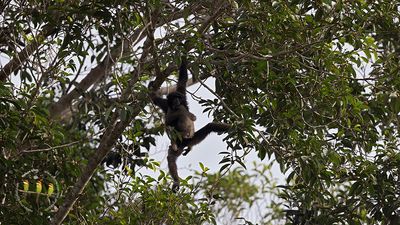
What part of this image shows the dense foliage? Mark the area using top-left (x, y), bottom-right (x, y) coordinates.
top-left (1, 0), bottom-right (399, 224)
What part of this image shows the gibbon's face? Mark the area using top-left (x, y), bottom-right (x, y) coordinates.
top-left (167, 92), bottom-right (184, 110)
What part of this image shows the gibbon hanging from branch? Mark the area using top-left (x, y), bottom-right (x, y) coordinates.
top-left (149, 56), bottom-right (230, 191)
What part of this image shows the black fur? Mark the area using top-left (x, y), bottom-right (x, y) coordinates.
top-left (182, 122), bottom-right (231, 156)
top-left (167, 92), bottom-right (188, 111)
top-left (149, 56), bottom-right (230, 191)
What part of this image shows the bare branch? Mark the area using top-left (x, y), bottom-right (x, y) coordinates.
top-left (22, 141), bottom-right (81, 153)
top-left (206, 39), bottom-right (325, 62)
top-left (0, 26), bottom-right (56, 82)
top-left (48, 40), bottom-right (128, 119)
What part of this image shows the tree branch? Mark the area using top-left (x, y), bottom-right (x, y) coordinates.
top-left (50, 4), bottom-right (227, 221)
top-left (50, 112), bottom-right (128, 225)
top-left (0, 25), bottom-right (56, 82)
top-left (48, 41), bottom-right (128, 118)
top-left (49, 5), bottom-right (196, 119)
top-left (49, 26), bottom-right (154, 225)
top-left (22, 141), bottom-right (81, 153)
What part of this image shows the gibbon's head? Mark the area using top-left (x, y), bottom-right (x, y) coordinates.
top-left (167, 92), bottom-right (187, 110)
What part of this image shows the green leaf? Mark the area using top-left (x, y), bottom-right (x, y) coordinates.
top-left (219, 163), bottom-right (230, 173)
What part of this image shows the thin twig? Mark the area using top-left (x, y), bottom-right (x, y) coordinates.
top-left (197, 78), bottom-right (239, 119)
top-left (22, 141), bottom-right (81, 153)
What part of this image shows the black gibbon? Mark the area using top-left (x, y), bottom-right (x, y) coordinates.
top-left (149, 56), bottom-right (230, 191)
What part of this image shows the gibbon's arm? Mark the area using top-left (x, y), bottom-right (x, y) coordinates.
top-left (152, 95), bottom-right (168, 113)
top-left (182, 122), bottom-right (231, 149)
top-left (176, 56), bottom-right (188, 96)
top-left (181, 122), bottom-right (231, 156)
top-left (149, 82), bottom-right (169, 113)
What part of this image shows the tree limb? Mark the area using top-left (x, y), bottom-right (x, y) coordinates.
top-left (48, 42), bottom-right (127, 118)
top-left (0, 25), bottom-right (56, 82)
top-left (50, 112), bottom-right (128, 225)
top-left (49, 25), bottom-right (154, 225)
top-left (22, 141), bottom-right (81, 153)
top-left (49, 5), bottom-right (196, 119)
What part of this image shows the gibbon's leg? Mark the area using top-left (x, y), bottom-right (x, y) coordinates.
top-left (170, 142), bottom-right (178, 152)
top-left (167, 145), bottom-right (184, 192)
top-left (182, 122), bottom-right (231, 156)
top-left (166, 127), bottom-right (184, 152)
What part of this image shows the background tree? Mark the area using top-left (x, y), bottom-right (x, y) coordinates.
top-left (1, 0), bottom-right (399, 224)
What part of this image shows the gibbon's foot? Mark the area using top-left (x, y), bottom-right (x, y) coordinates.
top-left (182, 146), bottom-right (192, 156)
top-left (172, 181), bottom-right (180, 193)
